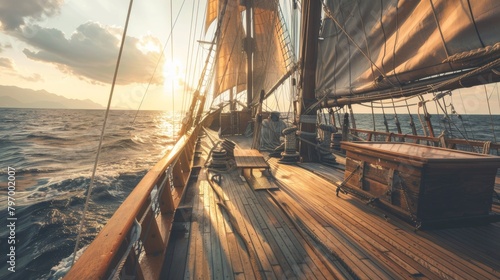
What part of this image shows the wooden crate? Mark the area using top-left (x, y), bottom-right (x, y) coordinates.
top-left (341, 142), bottom-right (500, 227)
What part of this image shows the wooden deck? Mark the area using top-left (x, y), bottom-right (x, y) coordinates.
top-left (270, 160), bottom-right (500, 279)
top-left (163, 133), bottom-right (500, 279)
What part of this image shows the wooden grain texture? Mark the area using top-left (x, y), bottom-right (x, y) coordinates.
top-left (165, 166), bottom-right (351, 278)
top-left (269, 158), bottom-right (500, 280)
top-left (234, 149), bottom-right (270, 169)
top-left (163, 132), bottom-right (500, 279)
top-left (343, 142), bottom-right (500, 225)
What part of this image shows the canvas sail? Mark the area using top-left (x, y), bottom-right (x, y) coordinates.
top-left (252, 0), bottom-right (291, 105)
top-left (316, 0), bottom-right (500, 105)
top-left (207, 0), bottom-right (292, 101)
top-left (208, 0), bottom-right (247, 97)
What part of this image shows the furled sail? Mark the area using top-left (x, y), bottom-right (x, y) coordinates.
top-left (316, 0), bottom-right (500, 105)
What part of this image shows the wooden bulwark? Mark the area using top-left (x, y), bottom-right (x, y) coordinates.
top-left (351, 128), bottom-right (500, 154)
top-left (64, 126), bottom-right (202, 279)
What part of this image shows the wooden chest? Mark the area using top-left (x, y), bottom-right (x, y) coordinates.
top-left (341, 142), bottom-right (500, 228)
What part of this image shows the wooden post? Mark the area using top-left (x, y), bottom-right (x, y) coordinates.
top-left (180, 150), bottom-right (190, 173)
top-left (159, 175), bottom-right (175, 214)
top-left (298, 0), bottom-right (322, 162)
top-left (140, 210), bottom-right (164, 255)
top-left (348, 104), bottom-right (358, 137)
top-left (172, 160), bottom-right (185, 187)
top-left (342, 112), bottom-right (349, 142)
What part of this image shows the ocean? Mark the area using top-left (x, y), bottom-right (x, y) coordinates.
top-left (0, 108), bottom-right (498, 279)
top-left (0, 108), bottom-right (178, 279)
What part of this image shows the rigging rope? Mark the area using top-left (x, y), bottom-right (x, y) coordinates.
top-left (391, 98), bottom-right (402, 134)
top-left (182, 6), bottom-right (194, 111)
top-left (432, 93), bottom-right (446, 133)
top-left (417, 96), bottom-right (428, 137)
top-left (371, 101), bottom-right (376, 131)
top-left (170, 0), bottom-right (175, 136)
top-left (380, 100), bottom-right (389, 133)
top-left (71, 0), bottom-right (135, 267)
top-left (484, 85), bottom-right (498, 143)
top-left (434, 93), bottom-right (481, 152)
top-left (457, 89), bottom-right (476, 139)
top-left (404, 98), bottom-right (417, 135)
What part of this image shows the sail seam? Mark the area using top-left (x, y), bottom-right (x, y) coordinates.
top-left (322, 2), bottom-right (397, 88)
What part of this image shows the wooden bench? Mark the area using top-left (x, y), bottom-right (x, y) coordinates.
top-left (234, 149), bottom-right (276, 190)
top-left (234, 149), bottom-right (270, 175)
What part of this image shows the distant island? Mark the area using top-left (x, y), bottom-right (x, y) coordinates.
top-left (0, 85), bottom-right (104, 109)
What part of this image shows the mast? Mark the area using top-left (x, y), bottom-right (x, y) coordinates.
top-left (298, 0), bottom-right (322, 161)
top-left (244, 0), bottom-right (254, 108)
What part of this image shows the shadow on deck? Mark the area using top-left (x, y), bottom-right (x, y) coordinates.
top-left (163, 132), bottom-right (500, 279)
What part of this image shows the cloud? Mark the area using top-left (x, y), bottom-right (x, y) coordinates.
top-left (0, 57), bottom-right (14, 69)
top-left (21, 72), bottom-right (43, 82)
top-left (19, 22), bottom-right (164, 85)
top-left (0, 0), bottom-right (64, 30)
top-left (0, 56), bottom-right (43, 82)
top-left (0, 42), bottom-right (12, 53)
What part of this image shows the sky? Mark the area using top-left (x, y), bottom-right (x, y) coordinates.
top-left (0, 0), bottom-right (206, 111)
top-left (0, 0), bottom-right (499, 114)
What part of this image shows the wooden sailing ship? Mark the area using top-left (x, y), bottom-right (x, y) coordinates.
top-left (65, 0), bottom-right (500, 279)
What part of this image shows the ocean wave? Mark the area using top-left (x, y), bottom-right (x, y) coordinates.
top-left (46, 246), bottom-right (87, 280)
top-left (121, 126), bottom-right (136, 131)
top-left (0, 109), bottom-right (193, 279)
top-left (100, 138), bottom-right (143, 153)
top-left (26, 133), bottom-right (69, 142)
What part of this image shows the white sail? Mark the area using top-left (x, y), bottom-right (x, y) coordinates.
top-left (316, 0), bottom-right (500, 104)
top-left (252, 0), bottom-right (291, 104)
top-left (208, 0), bottom-right (292, 100)
top-left (212, 0), bottom-right (247, 97)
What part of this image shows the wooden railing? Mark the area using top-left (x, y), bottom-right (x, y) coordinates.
top-left (64, 125), bottom-right (202, 279)
top-left (350, 128), bottom-right (500, 155)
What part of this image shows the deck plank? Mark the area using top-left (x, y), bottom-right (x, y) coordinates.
top-left (184, 180), bottom-right (200, 280)
top-left (252, 193), bottom-right (310, 278)
top-left (252, 191), bottom-right (332, 279)
top-left (270, 189), bottom-right (380, 279)
top-left (169, 131), bottom-right (500, 279)
top-left (223, 179), bottom-right (257, 279)
top-left (284, 170), bottom-right (474, 278)
top-left (274, 170), bottom-right (432, 278)
top-left (270, 158), bottom-right (500, 280)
